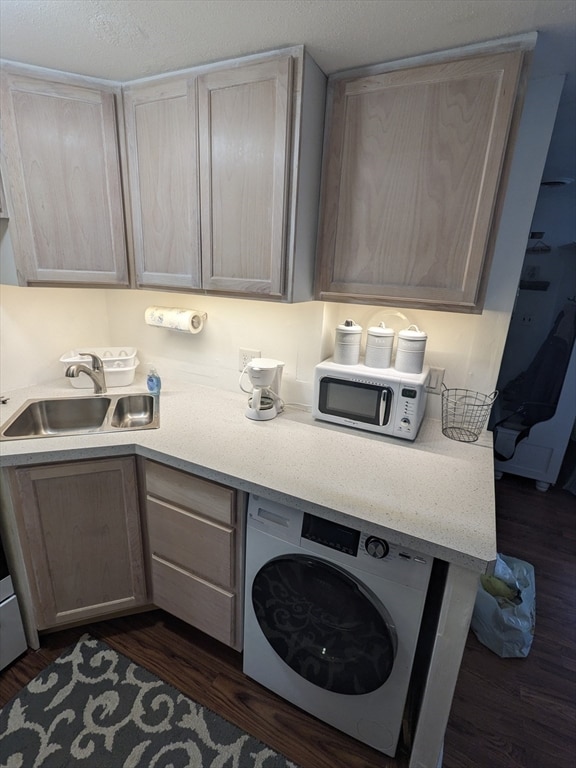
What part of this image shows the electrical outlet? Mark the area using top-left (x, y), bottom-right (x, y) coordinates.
top-left (239, 348), bottom-right (261, 372)
top-left (426, 367), bottom-right (445, 395)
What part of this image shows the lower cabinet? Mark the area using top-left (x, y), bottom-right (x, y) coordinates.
top-left (142, 459), bottom-right (246, 650)
top-left (10, 457), bottom-right (147, 630)
top-left (6, 454), bottom-right (245, 646)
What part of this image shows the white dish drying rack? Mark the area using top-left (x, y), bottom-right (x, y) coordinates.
top-left (59, 348), bottom-right (139, 388)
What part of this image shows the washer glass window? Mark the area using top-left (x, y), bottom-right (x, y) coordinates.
top-left (251, 554), bottom-right (397, 694)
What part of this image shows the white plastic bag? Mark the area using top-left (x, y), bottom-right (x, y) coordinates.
top-left (471, 553), bottom-right (536, 658)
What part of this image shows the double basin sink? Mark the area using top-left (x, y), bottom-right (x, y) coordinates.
top-left (0, 393), bottom-right (159, 441)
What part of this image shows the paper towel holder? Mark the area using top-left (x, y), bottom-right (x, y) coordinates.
top-left (144, 306), bottom-right (207, 334)
top-left (188, 311), bottom-right (207, 330)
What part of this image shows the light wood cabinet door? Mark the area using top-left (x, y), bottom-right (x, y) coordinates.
top-left (198, 56), bottom-right (293, 297)
top-left (316, 51), bottom-right (525, 312)
top-left (123, 77), bottom-right (201, 289)
top-left (0, 68), bottom-right (128, 286)
top-left (12, 458), bottom-right (146, 629)
top-left (143, 459), bottom-right (245, 650)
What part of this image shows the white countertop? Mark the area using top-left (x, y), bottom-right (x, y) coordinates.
top-left (0, 376), bottom-right (496, 571)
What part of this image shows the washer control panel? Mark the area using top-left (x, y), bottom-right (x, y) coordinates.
top-left (300, 513), bottom-right (430, 569)
top-left (249, 495), bottom-right (432, 589)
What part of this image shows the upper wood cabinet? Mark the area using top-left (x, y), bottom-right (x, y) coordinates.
top-left (315, 50), bottom-right (526, 312)
top-left (0, 67), bottom-right (129, 286)
top-left (123, 47), bottom-right (326, 300)
top-left (1, 48), bottom-right (325, 297)
top-left (123, 77), bottom-right (201, 289)
top-left (9, 458), bottom-right (147, 630)
top-left (197, 56), bottom-right (292, 296)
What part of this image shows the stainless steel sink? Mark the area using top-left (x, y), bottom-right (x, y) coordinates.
top-left (0, 393), bottom-right (159, 440)
top-left (111, 394), bottom-right (156, 428)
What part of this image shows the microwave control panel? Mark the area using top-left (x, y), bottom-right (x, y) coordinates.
top-left (394, 387), bottom-right (422, 436)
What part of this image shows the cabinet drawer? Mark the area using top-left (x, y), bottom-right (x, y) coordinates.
top-left (144, 460), bottom-right (235, 524)
top-left (152, 555), bottom-right (235, 647)
top-left (147, 498), bottom-right (234, 588)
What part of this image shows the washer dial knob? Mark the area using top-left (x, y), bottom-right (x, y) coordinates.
top-left (365, 536), bottom-right (389, 559)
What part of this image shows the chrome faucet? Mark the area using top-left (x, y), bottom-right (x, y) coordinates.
top-left (65, 353), bottom-right (107, 394)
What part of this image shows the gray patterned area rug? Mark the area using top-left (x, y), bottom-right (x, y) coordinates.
top-left (0, 634), bottom-right (299, 767)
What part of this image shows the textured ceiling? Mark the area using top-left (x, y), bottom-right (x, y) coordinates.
top-left (1, 0), bottom-right (575, 175)
top-left (0, 0), bottom-right (574, 82)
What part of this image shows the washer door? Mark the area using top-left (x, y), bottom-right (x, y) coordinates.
top-left (251, 554), bottom-right (397, 695)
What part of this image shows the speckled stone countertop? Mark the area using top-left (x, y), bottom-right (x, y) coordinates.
top-left (0, 376), bottom-right (496, 571)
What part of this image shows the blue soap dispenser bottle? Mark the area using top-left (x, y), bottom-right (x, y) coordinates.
top-left (147, 367), bottom-right (161, 394)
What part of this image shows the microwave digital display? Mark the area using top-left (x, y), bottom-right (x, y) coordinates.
top-left (318, 377), bottom-right (391, 425)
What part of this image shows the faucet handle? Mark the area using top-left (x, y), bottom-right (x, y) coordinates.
top-left (78, 352), bottom-right (103, 371)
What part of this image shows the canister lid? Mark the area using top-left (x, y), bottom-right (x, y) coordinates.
top-left (367, 322), bottom-right (394, 337)
top-left (337, 318), bottom-right (362, 332)
top-left (398, 324), bottom-right (427, 340)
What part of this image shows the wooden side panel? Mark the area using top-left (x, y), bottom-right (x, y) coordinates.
top-left (0, 170), bottom-right (8, 219)
top-left (198, 56), bottom-right (292, 296)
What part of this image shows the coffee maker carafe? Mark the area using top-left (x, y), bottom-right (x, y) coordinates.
top-left (240, 358), bottom-right (284, 421)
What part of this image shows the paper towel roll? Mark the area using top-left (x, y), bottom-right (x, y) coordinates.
top-left (145, 306), bottom-right (206, 334)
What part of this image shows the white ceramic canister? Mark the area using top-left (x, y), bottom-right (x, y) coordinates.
top-left (394, 324), bottom-right (428, 373)
top-left (334, 319), bottom-right (362, 365)
top-left (364, 322), bottom-right (395, 368)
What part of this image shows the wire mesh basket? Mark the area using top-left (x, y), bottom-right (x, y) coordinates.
top-left (441, 386), bottom-right (498, 442)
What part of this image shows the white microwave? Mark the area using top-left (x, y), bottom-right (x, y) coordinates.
top-left (313, 360), bottom-right (429, 441)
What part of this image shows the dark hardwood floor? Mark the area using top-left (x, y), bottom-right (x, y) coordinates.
top-left (1, 473), bottom-right (575, 768)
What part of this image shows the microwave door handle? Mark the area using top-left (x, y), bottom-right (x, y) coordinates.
top-left (378, 389), bottom-right (386, 425)
top-left (379, 387), bottom-right (392, 425)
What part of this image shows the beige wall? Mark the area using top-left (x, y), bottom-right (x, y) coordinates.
top-left (0, 282), bottom-right (110, 393)
top-left (0, 277), bottom-right (507, 418)
top-left (105, 289), bottom-right (328, 407)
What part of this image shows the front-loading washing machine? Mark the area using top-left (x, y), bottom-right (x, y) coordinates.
top-left (243, 494), bottom-right (433, 758)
